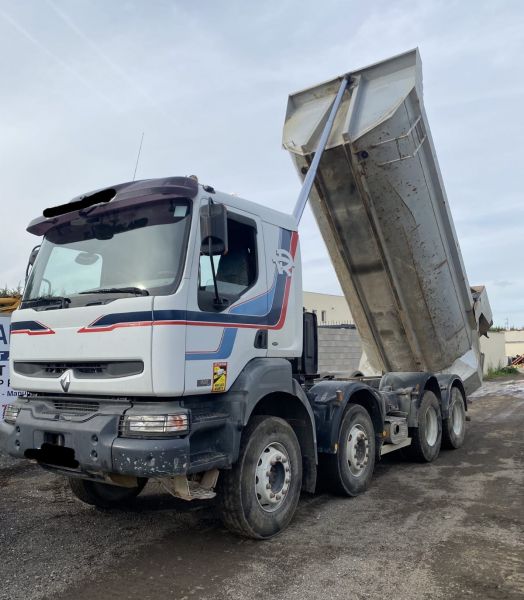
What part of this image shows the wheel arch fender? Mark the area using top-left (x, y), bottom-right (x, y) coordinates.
top-left (379, 371), bottom-right (442, 427)
top-left (226, 358), bottom-right (317, 493)
top-left (436, 374), bottom-right (467, 419)
top-left (308, 380), bottom-right (385, 455)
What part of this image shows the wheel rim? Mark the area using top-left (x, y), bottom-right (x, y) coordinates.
top-left (451, 391), bottom-right (464, 435)
top-left (255, 442), bottom-right (291, 513)
top-left (346, 424), bottom-right (370, 477)
top-left (425, 406), bottom-right (439, 446)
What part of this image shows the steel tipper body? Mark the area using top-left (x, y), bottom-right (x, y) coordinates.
top-left (283, 48), bottom-right (491, 394)
top-left (3, 50), bottom-right (479, 539)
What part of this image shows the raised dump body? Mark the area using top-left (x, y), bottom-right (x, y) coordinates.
top-left (283, 49), bottom-right (491, 393)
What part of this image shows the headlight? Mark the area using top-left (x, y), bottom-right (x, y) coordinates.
top-left (4, 405), bottom-right (20, 425)
top-left (120, 413), bottom-right (189, 438)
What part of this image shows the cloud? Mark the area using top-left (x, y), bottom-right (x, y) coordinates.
top-left (0, 0), bottom-right (523, 326)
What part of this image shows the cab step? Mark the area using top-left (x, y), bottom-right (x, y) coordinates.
top-left (189, 450), bottom-right (230, 472)
top-left (381, 437), bottom-right (412, 456)
top-left (159, 468), bottom-right (219, 501)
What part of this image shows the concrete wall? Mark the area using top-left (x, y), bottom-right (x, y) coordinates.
top-left (317, 323), bottom-right (508, 378)
top-left (505, 330), bottom-right (524, 359)
top-left (317, 326), bottom-right (362, 376)
top-left (303, 291), bottom-right (352, 325)
top-left (480, 332), bottom-right (507, 374)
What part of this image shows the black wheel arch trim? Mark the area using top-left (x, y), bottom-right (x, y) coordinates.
top-left (220, 358), bottom-right (317, 493)
top-left (436, 373), bottom-right (467, 419)
top-left (307, 380), bottom-right (386, 455)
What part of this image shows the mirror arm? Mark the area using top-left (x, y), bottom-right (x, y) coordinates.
top-left (25, 244), bottom-right (41, 282)
top-left (209, 239), bottom-right (223, 307)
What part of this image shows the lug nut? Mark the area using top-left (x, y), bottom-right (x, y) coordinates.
top-left (276, 495), bottom-right (281, 500)
top-left (285, 467), bottom-right (290, 473)
top-left (270, 492), bottom-right (275, 498)
top-left (266, 483), bottom-right (271, 490)
top-left (285, 479), bottom-right (290, 484)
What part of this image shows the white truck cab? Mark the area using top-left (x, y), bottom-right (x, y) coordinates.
top-left (10, 178), bottom-right (303, 398)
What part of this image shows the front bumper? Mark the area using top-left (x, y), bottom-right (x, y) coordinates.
top-left (2, 396), bottom-right (190, 478)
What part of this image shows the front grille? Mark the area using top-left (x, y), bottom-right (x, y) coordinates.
top-left (53, 400), bottom-right (100, 414)
top-left (43, 364), bottom-right (104, 376)
top-left (14, 360), bottom-right (143, 379)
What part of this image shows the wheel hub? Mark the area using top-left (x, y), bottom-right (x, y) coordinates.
top-left (255, 442), bottom-right (291, 512)
top-left (347, 424), bottom-right (369, 477)
top-left (425, 406), bottom-right (438, 446)
top-left (451, 391), bottom-right (464, 435)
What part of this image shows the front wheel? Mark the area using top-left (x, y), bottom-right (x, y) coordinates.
top-left (442, 386), bottom-right (466, 449)
top-left (217, 415), bottom-right (302, 539)
top-left (69, 477), bottom-right (147, 508)
top-left (320, 403), bottom-right (376, 496)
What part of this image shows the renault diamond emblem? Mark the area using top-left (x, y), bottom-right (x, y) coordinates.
top-left (60, 370), bottom-right (71, 393)
top-left (273, 248), bottom-right (294, 277)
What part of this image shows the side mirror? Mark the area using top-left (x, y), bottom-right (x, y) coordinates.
top-left (200, 201), bottom-right (228, 256)
top-left (25, 245), bottom-right (41, 281)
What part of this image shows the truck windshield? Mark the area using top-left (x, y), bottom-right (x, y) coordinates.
top-left (24, 198), bottom-right (192, 302)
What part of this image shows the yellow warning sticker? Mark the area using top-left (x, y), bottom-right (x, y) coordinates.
top-left (212, 362), bottom-right (227, 392)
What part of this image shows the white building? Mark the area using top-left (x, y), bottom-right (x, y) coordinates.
top-left (505, 330), bottom-right (524, 359)
top-left (304, 290), bottom-right (511, 375)
top-left (302, 291), bottom-right (353, 325)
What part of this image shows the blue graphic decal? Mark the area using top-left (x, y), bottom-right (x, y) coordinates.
top-left (185, 328), bottom-right (238, 361)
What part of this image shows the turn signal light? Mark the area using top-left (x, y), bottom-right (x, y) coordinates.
top-left (4, 405), bottom-right (20, 425)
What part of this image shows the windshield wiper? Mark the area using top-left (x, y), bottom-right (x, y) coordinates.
top-left (79, 287), bottom-right (149, 296)
top-left (23, 296), bottom-right (71, 309)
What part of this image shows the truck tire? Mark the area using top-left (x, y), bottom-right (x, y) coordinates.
top-left (217, 415), bottom-right (302, 539)
top-left (406, 390), bottom-right (442, 462)
top-left (68, 477), bottom-right (147, 508)
top-left (442, 386), bottom-right (466, 449)
top-left (320, 403), bottom-right (375, 496)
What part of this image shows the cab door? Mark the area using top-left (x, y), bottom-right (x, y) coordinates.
top-left (184, 204), bottom-right (268, 395)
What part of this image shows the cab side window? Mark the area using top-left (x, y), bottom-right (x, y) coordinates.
top-left (198, 216), bottom-right (257, 311)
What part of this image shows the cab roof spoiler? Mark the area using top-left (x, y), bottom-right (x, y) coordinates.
top-left (26, 176), bottom-right (199, 236)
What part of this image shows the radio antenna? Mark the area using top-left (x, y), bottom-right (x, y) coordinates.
top-left (132, 132), bottom-right (145, 181)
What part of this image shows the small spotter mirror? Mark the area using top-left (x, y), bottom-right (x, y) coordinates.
top-left (200, 200), bottom-right (228, 256)
top-left (25, 245), bottom-right (40, 281)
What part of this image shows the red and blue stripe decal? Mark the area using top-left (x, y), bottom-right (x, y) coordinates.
top-left (10, 321), bottom-right (55, 335)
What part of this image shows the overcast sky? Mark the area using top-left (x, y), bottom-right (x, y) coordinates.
top-left (0, 0), bottom-right (522, 326)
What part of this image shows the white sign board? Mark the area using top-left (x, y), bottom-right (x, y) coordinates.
top-left (1, 315), bottom-right (24, 422)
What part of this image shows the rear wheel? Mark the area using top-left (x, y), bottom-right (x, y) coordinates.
top-left (218, 415), bottom-right (302, 539)
top-left (406, 390), bottom-right (442, 462)
top-left (320, 403), bottom-right (376, 496)
top-left (442, 386), bottom-right (466, 449)
top-left (69, 477), bottom-right (147, 508)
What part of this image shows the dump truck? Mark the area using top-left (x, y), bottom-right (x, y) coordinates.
top-left (2, 49), bottom-right (491, 538)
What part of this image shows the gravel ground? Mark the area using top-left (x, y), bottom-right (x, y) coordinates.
top-left (1, 378), bottom-right (523, 600)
